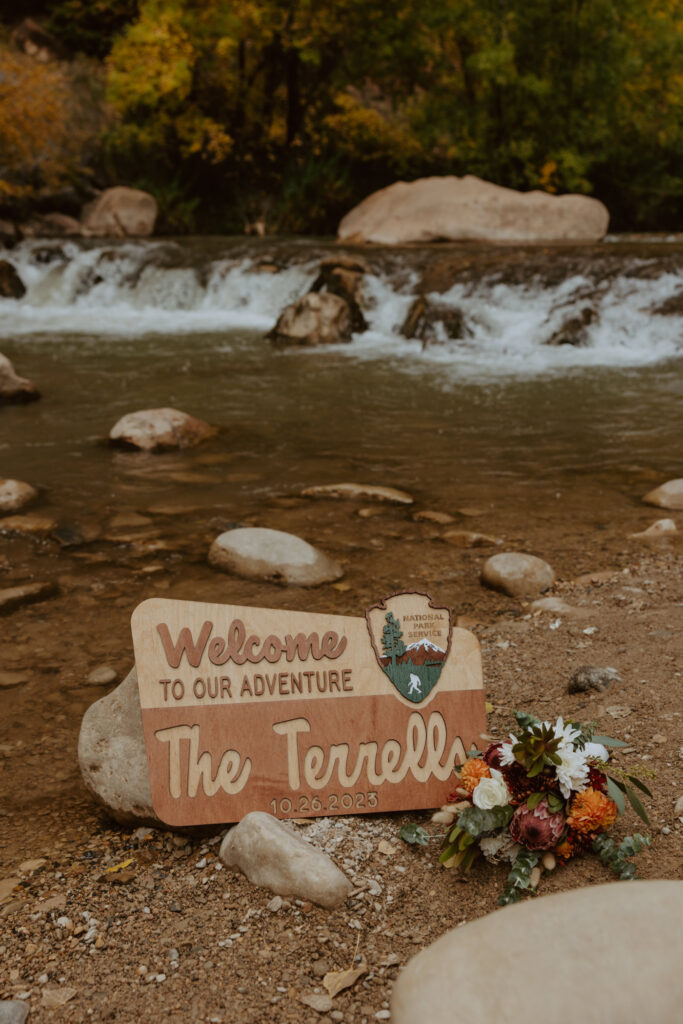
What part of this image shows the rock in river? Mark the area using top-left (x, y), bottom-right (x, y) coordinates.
top-left (338, 175), bottom-right (609, 245)
top-left (629, 518), bottom-right (677, 539)
top-left (642, 478), bottom-right (683, 510)
top-left (391, 881), bottom-right (683, 1024)
top-left (209, 527), bottom-right (343, 586)
top-left (81, 186), bottom-right (158, 238)
top-left (0, 353), bottom-right (40, 403)
top-left (302, 482), bottom-right (414, 504)
top-left (0, 582), bottom-right (57, 615)
top-left (109, 407), bottom-right (216, 451)
top-left (268, 292), bottom-right (353, 346)
top-left (0, 260), bottom-right (26, 299)
top-left (481, 552), bottom-right (555, 599)
top-left (0, 478), bottom-right (38, 514)
top-left (219, 812), bottom-right (352, 908)
top-left (78, 666), bottom-right (160, 826)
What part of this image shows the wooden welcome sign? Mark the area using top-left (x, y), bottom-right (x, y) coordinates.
top-left (131, 593), bottom-right (487, 826)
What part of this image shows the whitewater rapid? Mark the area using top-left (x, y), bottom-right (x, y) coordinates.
top-left (0, 238), bottom-right (681, 376)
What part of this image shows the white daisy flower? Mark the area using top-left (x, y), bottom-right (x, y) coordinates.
top-left (555, 745), bottom-right (590, 799)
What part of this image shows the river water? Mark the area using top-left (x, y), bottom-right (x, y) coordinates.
top-left (1, 237), bottom-right (681, 545)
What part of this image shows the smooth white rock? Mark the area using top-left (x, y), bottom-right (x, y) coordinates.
top-left (642, 479), bottom-right (683, 510)
top-left (209, 527), bottom-right (343, 586)
top-left (338, 175), bottom-right (609, 244)
top-left (0, 478), bottom-right (38, 514)
top-left (219, 812), bottom-right (352, 908)
top-left (391, 881), bottom-right (683, 1024)
top-left (0, 352), bottom-right (40, 403)
top-left (86, 665), bottom-right (118, 686)
top-left (110, 407), bottom-right (216, 451)
top-left (78, 666), bottom-right (161, 826)
top-left (630, 518), bottom-right (678, 538)
top-left (481, 552), bottom-right (555, 599)
top-left (302, 482), bottom-right (414, 504)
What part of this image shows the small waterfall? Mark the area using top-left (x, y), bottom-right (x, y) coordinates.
top-left (0, 237), bottom-right (681, 374)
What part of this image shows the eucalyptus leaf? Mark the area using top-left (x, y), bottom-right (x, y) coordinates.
top-left (606, 776), bottom-right (626, 814)
top-left (624, 785), bottom-right (650, 825)
top-left (526, 792), bottom-right (544, 810)
top-left (626, 776), bottom-right (653, 798)
top-left (457, 804), bottom-right (513, 837)
top-left (399, 823), bottom-right (430, 846)
top-left (591, 734), bottom-right (627, 748)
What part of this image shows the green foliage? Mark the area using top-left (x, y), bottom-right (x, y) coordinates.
top-left (399, 824), bottom-right (430, 846)
top-left (511, 720), bottom-right (563, 778)
top-left (592, 832), bottom-right (650, 880)
top-left (606, 775), bottom-right (651, 825)
top-left (454, 804), bottom-right (513, 838)
top-left (498, 850), bottom-right (539, 905)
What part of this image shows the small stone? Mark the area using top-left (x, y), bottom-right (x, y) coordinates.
top-left (108, 512), bottom-right (153, 529)
top-left (413, 510), bottom-right (455, 525)
top-left (605, 705), bottom-right (632, 719)
top-left (209, 527), bottom-right (343, 586)
top-left (0, 514), bottom-right (56, 534)
top-left (267, 895), bottom-right (283, 912)
top-left (642, 479), bottom-right (683, 510)
top-left (302, 483), bottom-right (413, 504)
top-left (0, 352), bottom-right (40, 404)
top-left (630, 518), bottom-right (677, 539)
top-left (0, 479), bottom-right (38, 514)
top-left (0, 1001), bottom-right (30, 1024)
top-left (568, 666), bottom-right (621, 694)
top-left (86, 665), bottom-right (118, 686)
top-left (442, 529), bottom-right (503, 548)
top-left (530, 597), bottom-right (588, 618)
top-left (378, 840), bottom-right (397, 857)
top-left (481, 552), bottom-right (555, 599)
top-left (41, 987), bottom-right (77, 1009)
top-left (219, 813), bottom-right (352, 908)
top-left (300, 993), bottom-right (334, 1013)
top-left (19, 858), bottom-right (46, 874)
top-left (651, 734), bottom-right (666, 744)
top-left (674, 796), bottom-right (683, 817)
top-left (37, 895), bottom-right (66, 912)
top-left (0, 671), bottom-right (29, 690)
top-left (376, 1012), bottom-right (391, 1021)
top-left (110, 407), bottom-right (216, 451)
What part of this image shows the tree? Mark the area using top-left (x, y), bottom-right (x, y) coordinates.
top-left (382, 612), bottom-right (406, 668)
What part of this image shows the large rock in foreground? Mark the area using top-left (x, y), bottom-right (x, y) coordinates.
top-left (642, 478), bottom-right (683, 510)
top-left (391, 881), bottom-right (683, 1024)
top-left (81, 187), bottom-right (158, 238)
top-left (109, 407), bottom-right (216, 451)
top-left (78, 666), bottom-right (161, 827)
top-left (219, 812), bottom-right (352, 908)
top-left (268, 292), bottom-right (353, 346)
top-left (0, 478), bottom-right (38, 514)
top-left (0, 353), bottom-right (40, 403)
top-left (481, 552), bottom-right (555, 598)
top-left (209, 527), bottom-right (343, 586)
top-left (338, 175), bottom-right (609, 245)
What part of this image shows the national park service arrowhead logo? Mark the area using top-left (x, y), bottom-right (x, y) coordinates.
top-left (366, 592), bottom-right (452, 704)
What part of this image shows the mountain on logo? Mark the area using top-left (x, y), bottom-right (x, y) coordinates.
top-left (379, 637), bottom-right (446, 668)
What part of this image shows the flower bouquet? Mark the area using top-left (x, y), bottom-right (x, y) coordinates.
top-left (400, 710), bottom-right (652, 905)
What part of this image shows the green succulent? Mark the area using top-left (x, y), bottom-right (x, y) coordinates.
top-left (512, 721), bottom-right (563, 779)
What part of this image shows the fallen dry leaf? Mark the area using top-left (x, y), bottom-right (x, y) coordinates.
top-left (105, 858), bottom-right (134, 873)
top-left (323, 962), bottom-right (368, 998)
top-left (377, 839), bottom-right (397, 856)
top-left (42, 986), bottom-right (77, 1008)
top-left (605, 705), bottom-right (632, 719)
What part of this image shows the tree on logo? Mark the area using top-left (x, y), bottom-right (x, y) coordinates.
top-left (382, 612), bottom-right (406, 667)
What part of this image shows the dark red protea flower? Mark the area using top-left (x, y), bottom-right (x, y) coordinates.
top-left (588, 766), bottom-right (608, 794)
top-left (509, 798), bottom-right (566, 851)
top-left (482, 743), bottom-right (505, 769)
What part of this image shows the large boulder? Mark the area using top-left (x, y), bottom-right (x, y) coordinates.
top-left (391, 881), bottom-right (683, 1024)
top-left (481, 552), bottom-right (555, 599)
top-left (0, 479), bottom-right (38, 514)
top-left (109, 407), bottom-right (216, 451)
top-left (0, 261), bottom-right (26, 299)
top-left (209, 527), bottom-right (344, 586)
top-left (268, 292), bottom-right (353, 346)
top-left (78, 666), bottom-right (161, 827)
top-left (81, 187), bottom-right (158, 238)
top-left (219, 812), bottom-right (352, 908)
top-left (0, 353), bottom-right (40, 403)
top-left (642, 478), bottom-right (683, 510)
top-left (338, 175), bottom-right (609, 245)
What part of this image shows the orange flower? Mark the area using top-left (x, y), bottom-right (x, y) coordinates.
top-left (554, 837), bottom-right (575, 860)
top-left (567, 789), bottom-right (618, 834)
top-left (460, 758), bottom-right (491, 793)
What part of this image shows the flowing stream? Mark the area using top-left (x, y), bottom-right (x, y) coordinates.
top-left (1, 237), bottom-right (681, 536)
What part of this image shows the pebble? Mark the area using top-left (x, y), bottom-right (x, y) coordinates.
top-left (0, 1002), bottom-right (30, 1024)
top-left (480, 552), bottom-right (555, 599)
top-left (376, 1012), bottom-right (391, 1021)
top-left (442, 529), bottom-right (503, 548)
top-left (209, 527), bottom-right (343, 586)
top-left (0, 582), bottom-right (58, 615)
top-left (86, 665), bottom-right (118, 686)
top-left (301, 483), bottom-right (413, 504)
top-left (0, 514), bottom-right (56, 534)
top-left (568, 666), bottom-right (620, 694)
top-left (630, 518), bottom-right (677, 539)
top-left (413, 510), bottom-right (455, 525)
top-left (300, 993), bottom-right (334, 1012)
top-left (0, 479), bottom-right (38, 514)
top-left (219, 812), bottom-right (352, 908)
top-left (0, 671), bottom-right (29, 690)
top-left (651, 734), bottom-right (666, 744)
top-left (267, 895), bottom-right (283, 912)
top-left (674, 795), bottom-right (683, 817)
top-left (642, 478), bottom-right (683, 510)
